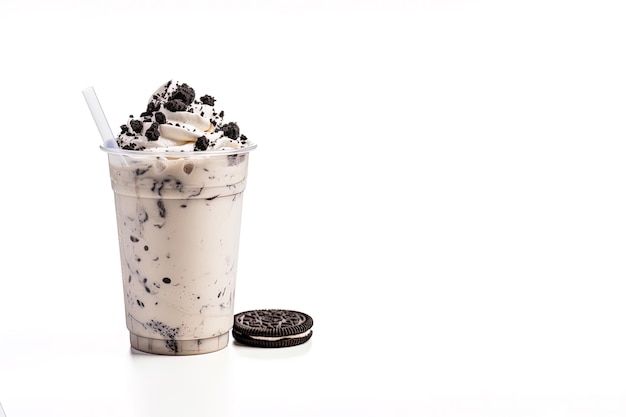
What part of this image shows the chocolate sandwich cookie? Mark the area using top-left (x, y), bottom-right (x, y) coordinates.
top-left (232, 309), bottom-right (313, 348)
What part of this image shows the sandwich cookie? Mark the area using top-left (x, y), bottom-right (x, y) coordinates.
top-left (232, 309), bottom-right (313, 348)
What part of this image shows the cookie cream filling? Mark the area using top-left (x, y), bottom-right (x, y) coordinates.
top-left (247, 329), bottom-right (312, 341)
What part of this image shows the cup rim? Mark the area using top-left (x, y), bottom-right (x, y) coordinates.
top-left (100, 143), bottom-right (257, 158)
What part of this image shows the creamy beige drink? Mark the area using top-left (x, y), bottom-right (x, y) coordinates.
top-left (103, 81), bottom-right (255, 355)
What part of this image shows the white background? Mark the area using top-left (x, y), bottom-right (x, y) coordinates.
top-left (1, 0), bottom-right (626, 416)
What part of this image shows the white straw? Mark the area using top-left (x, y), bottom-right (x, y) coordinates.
top-left (82, 86), bottom-right (118, 148)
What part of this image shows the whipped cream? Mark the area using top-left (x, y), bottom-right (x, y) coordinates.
top-left (116, 80), bottom-right (251, 152)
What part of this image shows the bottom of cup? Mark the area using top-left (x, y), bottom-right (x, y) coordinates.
top-left (129, 332), bottom-right (230, 355)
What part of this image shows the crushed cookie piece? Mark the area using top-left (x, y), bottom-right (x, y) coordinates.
top-left (145, 122), bottom-right (160, 141)
top-left (165, 99), bottom-right (186, 112)
top-left (200, 95), bottom-right (215, 106)
top-left (130, 119), bottom-right (143, 133)
top-left (194, 136), bottom-right (209, 151)
top-left (154, 111), bottom-right (166, 124)
top-left (172, 83), bottom-right (195, 105)
top-left (220, 122), bottom-right (240, 140)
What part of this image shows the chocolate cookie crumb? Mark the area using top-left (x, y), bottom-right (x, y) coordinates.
top-left (154, 111), bottom-right (166, 124)
top-left (200, 95), bottom-right (216, 106)
top-left (172, 83), bottom-right (195, 105)
top-left (145, 122), bottom-right (160, 141)
top-left (165, 99), bottom-right (187, 112)
top-left (194, 136), bottom-right (209, 151)
top-left (220, 122), bottom-right (240, 140)
top-left (130, 119), bottom-right (143, 133)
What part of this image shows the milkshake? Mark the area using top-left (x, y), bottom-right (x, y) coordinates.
top-left (102, 81), bottom-right (255, 355)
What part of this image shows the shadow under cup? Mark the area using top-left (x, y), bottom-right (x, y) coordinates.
top-left (103, 146), bottom-right (255, 355)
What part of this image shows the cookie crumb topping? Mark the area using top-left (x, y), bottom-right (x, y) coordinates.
top-left (219, 122), bottom-right (240, 140)
top-left (145, 122), bottom-right (160, 141)
top-left (117, 80), bottom-right (251, 151)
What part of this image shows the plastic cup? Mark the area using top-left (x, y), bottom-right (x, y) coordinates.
top-left (102, 145), bottom-right (256, 355)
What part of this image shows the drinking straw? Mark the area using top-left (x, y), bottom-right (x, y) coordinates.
top-left (82, 86), bottom-right (118, 148)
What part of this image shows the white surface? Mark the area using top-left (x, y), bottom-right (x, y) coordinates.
top-left (1, 0), bottom-right (626, 416)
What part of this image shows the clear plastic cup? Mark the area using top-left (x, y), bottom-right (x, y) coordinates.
top-left (102, 145), bottom-right (256, 355)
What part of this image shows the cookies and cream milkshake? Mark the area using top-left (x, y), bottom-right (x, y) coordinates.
top-left (103, 81), bottom-right (255, 355)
